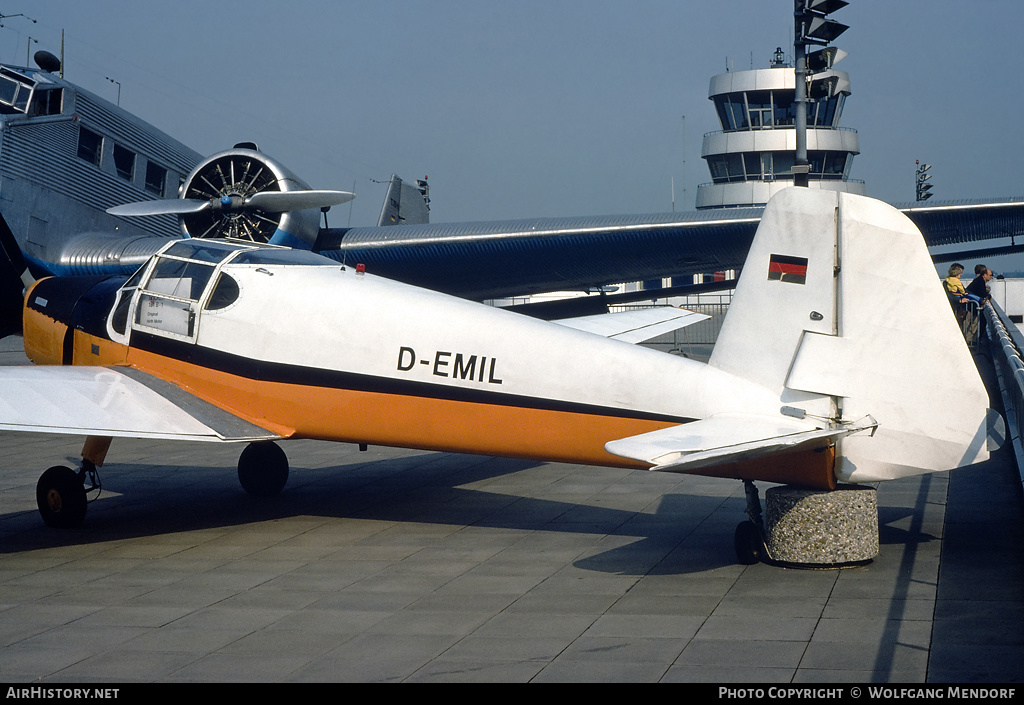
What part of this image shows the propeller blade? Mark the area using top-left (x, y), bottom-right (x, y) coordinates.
top-left (107, 199), bottom-right (211, 217)
top-left (245, 190), bottom-right (356, 213)
top-left (108, 189), bottom-right (355, 218)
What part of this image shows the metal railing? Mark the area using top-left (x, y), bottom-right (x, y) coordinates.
top-left (957, 300), bottom-right (983, 347)
top-left (984, 300), bottom-right (1024, 485)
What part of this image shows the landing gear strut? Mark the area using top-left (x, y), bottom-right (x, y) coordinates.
top-left (237, 440), bottom-right (289, 497)
top-left (734, 479), bottom-right (767, 565)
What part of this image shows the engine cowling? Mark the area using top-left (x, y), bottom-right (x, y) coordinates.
top-left (179, 147), bottom-right (322, 248)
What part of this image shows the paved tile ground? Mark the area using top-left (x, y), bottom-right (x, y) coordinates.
top-left (1, 336), bottom-right (1022, 682)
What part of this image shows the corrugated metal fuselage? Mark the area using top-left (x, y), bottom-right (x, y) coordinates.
top-left (0, 63), bottom-right (201, 276)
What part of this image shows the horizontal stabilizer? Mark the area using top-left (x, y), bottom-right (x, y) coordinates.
top-left (554, 306), bottom-right (709, 343)
top-left (605, 413), bottom-right (876, 472)
top-left (0, 366), bottom-right (282, 442)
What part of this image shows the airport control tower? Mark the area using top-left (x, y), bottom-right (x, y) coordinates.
top-left (695, 47), bottom-right (864, 209)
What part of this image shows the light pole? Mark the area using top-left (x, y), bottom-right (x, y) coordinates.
top-left (793, 1), bottom-right (849, 187)
top-left (0, 12), bottom-right (37, 27)
top-left (105, 76), bottom-right (121, 106)
top-left (25, 36), bottom-right (37, 66)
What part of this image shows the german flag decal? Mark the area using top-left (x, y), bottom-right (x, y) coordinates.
top-left (767, 254), bottom-right (808, 284)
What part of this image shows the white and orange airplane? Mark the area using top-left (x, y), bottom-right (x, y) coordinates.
top-left (0, 188), bottom-right (1000, 561)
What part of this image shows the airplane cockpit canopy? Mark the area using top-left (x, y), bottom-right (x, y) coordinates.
top-left (153, 239), bottom-right (334, 269)
top-left (0, 65), bottom-right (62, 117)
top-left (109, 239), bottom-right (338, 343)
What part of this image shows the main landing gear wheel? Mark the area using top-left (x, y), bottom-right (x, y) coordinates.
top-left (734, 520), bottom-right (765, 565)
top-left (237, 441), bottom-right (289, 497)
top-left (36, 465), bottom-right (88, 528)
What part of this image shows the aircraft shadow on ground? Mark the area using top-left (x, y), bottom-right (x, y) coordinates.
top-left (0, 449), bottom-right (744, 573)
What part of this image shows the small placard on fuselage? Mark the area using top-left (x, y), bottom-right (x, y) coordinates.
top-left (137, 295), bottom-right (193, 337)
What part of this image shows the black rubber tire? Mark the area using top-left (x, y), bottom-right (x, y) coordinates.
top-left (734, 520), bottom-right (764, 565)
top-left (36, 465), bottom-right (87, 528)
top-left (237, 441), bottom-right (289, 497)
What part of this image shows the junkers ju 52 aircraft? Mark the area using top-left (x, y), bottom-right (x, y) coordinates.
top-left (0, 188), bottom-right (998, 554)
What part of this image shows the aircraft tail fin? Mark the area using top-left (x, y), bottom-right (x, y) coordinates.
top-left (708, 188), bottom-right (997, 483)
top-left (377, 175), bottom-right (430, 226)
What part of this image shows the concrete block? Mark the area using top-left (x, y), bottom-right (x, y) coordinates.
top-left (765, 484), bottom-right (878, 565)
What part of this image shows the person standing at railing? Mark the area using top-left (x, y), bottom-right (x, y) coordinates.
top-left (966, 265), bottom-right (994, 341)
top-left (945, 263), bottom-right (970, 326)
top-left (945, 263), bottom-right (969, 302)
top-left (967, 265), bottom-right (993, 303)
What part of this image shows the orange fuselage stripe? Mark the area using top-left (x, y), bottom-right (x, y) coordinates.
top-left (122, 343), bottom-right (677, 468)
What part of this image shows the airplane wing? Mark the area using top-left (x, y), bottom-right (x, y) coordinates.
top-left (553, 306), bottom-right (709, 343)
top-left (42, 198), bottom-right (1024, 303)
top-left (605, 413), bottom-right (877, 473)
top-left (315, 198), bottom-right (1024, 300)
top-left (0, 366), bottom-right (282, 442)
top-left (314, 209), bottom-right (763, 299)
top-left (897, 197), bottom-right (1024, 246)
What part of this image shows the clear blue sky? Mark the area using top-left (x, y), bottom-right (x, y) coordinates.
top-left (7, 1), bottom-right (1024, 233)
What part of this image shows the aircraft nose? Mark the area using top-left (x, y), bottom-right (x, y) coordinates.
top-left (22, 275), bottom-right (116, 365)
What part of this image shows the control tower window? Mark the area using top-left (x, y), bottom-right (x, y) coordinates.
top-left (714, 95), bottom-right (747, 131)
top-left (773, 94), bottom-right (796, 126)
top-left (113, 144), bottom-right (135, 181)
top-left (823, 152), bottom-right (848, 179)
top-left (706, 150), bottom-right (849, 183)
top-left (746, 91), bottom-right (773, 128)
top-left (807, 95), bottom-right (845, 127)
top-left (145, 161), bottom-right (166, 196)
top-left (76, 127), bottom-right (103, 167)
top-left (714, 96), bottom-right (734, 131)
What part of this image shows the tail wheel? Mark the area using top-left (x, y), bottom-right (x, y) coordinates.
top-left (36, 466), bottom-right (88, 528)
top-left (237, 441), bottom-right (289, 497)
top-left (734, 520), bottom-right (764, 565)
top-left (182, 154), bottom-right (282, 242)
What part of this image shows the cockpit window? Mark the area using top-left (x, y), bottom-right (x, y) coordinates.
top-left (134, 256), bottom-right (214, 340)
top-left (0, 67), bottom-right (33, 114)
top-left (29, 87), bottom-right (61, 116)
top-left (164, 240), bottom-right (249, 264)
top-left (129, 242), bottom-right (251, 340)
top-left (110, 263), bottom-right (148, 336)
top-left (205, 273), bottom-right (239, 310)
top-left (231, 249), bottom-right (332, 266)
top-left (124, 263), bottom-right (147, 290)
top-left (146, 257), bottom-right (216, 300)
